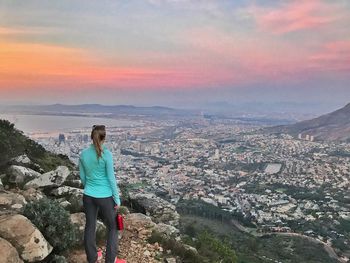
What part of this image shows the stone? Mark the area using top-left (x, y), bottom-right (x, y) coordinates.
top-left (24, 166), bottom-right (70, 189)
top-left (51, 186), bottom-right (83, 197)
top-left (10, 154), bottom-right (32, 165)
top-left (153, 223), bottom-right (180, 237)
top-left (8, 165), bottom-right (41, 186)
top-left (165, 257), bottom-right (177, 263)
top-left (21, 188), bottom-right (44, 202)
top-left (0, 214), bottom-right (53, 262)
top-left (0, 237), bottom-right (23, 263)
top-left (126, 213), bottom-right (156, 230)
top-left (0, 191), bottom-right (27, 212)
top-left (129, 191), bottom-right (180, 226)
top-left (0, 178), bottom-right (3, 190)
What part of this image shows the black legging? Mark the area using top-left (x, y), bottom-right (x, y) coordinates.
top-left (83, 194), bottom-right (118, 263)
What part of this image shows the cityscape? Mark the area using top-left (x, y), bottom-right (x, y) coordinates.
top-left (31, 113), bottom-right (350, 262)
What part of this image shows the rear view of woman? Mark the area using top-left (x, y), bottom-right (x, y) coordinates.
top-left (79, 125), bottom-right (121, 263)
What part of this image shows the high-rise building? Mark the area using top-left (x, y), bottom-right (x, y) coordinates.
top-left (58, 134), bottom-right (65, 144)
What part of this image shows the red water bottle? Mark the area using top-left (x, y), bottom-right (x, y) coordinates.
top-left (116, 214), bottom-right (124, 230)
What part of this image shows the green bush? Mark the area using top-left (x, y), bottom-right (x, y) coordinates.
top-left (22, 198), bottom-right (76, 253)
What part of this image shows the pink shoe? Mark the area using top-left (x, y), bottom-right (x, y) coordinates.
top-left (115, 258), bottom-right (127, 263)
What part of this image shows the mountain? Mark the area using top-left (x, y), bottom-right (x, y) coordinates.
top-left (2, 103), bottom-right (198, 118)
top-left (268, 102), bottom-right (350, 141)
top-left (0, 119), bottom-right (74, 173)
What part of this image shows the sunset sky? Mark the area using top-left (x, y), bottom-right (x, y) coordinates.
top-left (0, 0), bottom-right (349, 109)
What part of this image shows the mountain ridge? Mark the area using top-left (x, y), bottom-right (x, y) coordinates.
top-left (268, 102), bottom-right (350, 141)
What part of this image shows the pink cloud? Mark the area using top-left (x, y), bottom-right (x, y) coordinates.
top-left (308, 40), bottom-right (350, 71)
top-left (249, 0), bottom-right (339, 34)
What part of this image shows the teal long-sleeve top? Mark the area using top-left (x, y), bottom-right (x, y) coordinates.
top-left (79, 143), bottom-right (121, 206)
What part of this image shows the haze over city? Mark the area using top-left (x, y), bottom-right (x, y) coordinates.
top-left (0, 0), bottom-right (349, 110)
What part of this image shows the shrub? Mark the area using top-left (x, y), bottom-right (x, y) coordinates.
top-left (22, 198), bottom-right (76, 253)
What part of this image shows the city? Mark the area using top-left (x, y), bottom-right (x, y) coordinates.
top-left (34, 116), bottom-right (350, 262)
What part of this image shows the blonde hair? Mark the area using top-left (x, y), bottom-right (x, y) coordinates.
top-left (91, 125), bottom-right (106, 159)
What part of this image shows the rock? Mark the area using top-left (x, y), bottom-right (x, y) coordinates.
top-left (70, 213), bottom-right (106, 245)
top-left (129, 191), bottom-right (180, 227)
top-left (21, 188), bottom-right (44, 202)
top-left (8, 165), bottom-right (41, 187)
top-left (153, 223), bottom-right (180, 237)
top-left (51, 186), bottom-right (83, 197)
top-left (165, 257), bottom-right (177, 263)
top-left (143, 250), bottom-right (151, 257)
top-left (183, 244), bottom-right (198, 255)
top-left (10, 154), bottom-right (32, 165)
top-left (63, 179), bottom-right (83, 189)
top-left (0, 237), bottom-right (23, 263)
top-left (0, 214), bottom-right (53, 262)
top-left (126, 213), bottom-right (156, 230)
top-left (59, 200), bottom-right (71, 208)
top-left (24, 166), bottom-right (70, 189)
top-left (0, 178), bottom-right (3, 190)
top-left (0, 191), bottom-right (27, 212)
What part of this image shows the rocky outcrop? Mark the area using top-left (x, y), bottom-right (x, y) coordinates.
top-left (7, 165), bottom-right (41, 187)
top-left (0, 191), bottom-right (27, 212)
top-left (130, 192), bottom-right (180, 227)
top-left (24, 166), bottom-right (70, 189)
top-left (0, 214), bottom-right (53, 262)
top-left (0, 237), bottom-right (23, 263)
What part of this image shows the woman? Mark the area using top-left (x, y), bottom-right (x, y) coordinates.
top-left (79, 125), bottom-right (121, 263)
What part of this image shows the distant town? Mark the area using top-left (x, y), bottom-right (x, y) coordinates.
top-left (32, 116), bottom-right (350, 261)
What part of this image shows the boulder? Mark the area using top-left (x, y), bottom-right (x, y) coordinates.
top-left (8, 165), bottom-right (41, 187)
top-left (0, 191), bottom-right (27, 212)
top-left (51, 186), bottom-right (83, 197)
top-left (24, 166), bottom-right (70, 189)
top-left (0, 214), bottom-right (53, 262)
top-left (10, 154), bottom-right (32, 165)
top-left (21, 188), bottom-right (44, 202)
top-left (126, 213), bottom-right (156, 230)
top-left (153, 223), bottom-right (180, 237)
top-left (0, 237), bottom-right (23, 263)
top-left (70, 213), bottom-right (106, 245)
top-left (130, 191), bottom-right (180, 226)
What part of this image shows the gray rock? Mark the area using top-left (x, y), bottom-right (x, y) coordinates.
top-left (165, 258), bottom-right (177, 263)
top-left (24, 166), bottom-right (70, 189)
top-left (51, 186), bottom-right (83, 197)
top-left (8, 165), bottom-right (41, 187)
top-left (0, 178), bottom-right (3, 190)
top-left (130, 191), bottom-right (180, 226)
top-left (0, 214), bottom-right (53, 262)
top-left (153, 223), bottom-right (180, 237)
top-left (0, 237), bottom-right (23, 263)
top-left (126, 213), bottom-right (156, 229)
top-left (10, 154), bottom-right (32, 165)
top-left (0, 191), bottom-right (27, 212)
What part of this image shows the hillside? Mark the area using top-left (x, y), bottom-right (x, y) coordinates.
top-left (268, 103), bottom-right (350, 141)
top-left (0, 119), bottom-right (74, 173)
